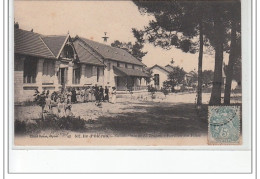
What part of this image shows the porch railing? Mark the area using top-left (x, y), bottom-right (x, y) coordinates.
top-left (133, 86), bottom-right (147, 91)
top-left (117, 86), bottom-right (147, 91)
top-left (116, 86), bottom-right (127, 91)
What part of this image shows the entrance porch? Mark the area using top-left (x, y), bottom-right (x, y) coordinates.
top-left (113, 66), bottom-right (149, 91)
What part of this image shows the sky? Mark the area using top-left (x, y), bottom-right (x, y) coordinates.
top-left (14, 1), bottom-right (229, 72)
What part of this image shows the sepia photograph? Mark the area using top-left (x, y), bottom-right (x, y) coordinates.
top-left (13, 0), bottom-right (242, 146)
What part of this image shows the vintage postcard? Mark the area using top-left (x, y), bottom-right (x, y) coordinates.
top-left (12, 0), bottom-right (245, 147)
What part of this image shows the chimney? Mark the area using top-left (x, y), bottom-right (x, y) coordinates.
top-left (102, 32), bottom-right (109, 43)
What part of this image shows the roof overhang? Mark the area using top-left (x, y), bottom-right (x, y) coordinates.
top-left (113, 66), bottom-right (149, 78)
top-left (149, 64), bottom-right (170, 73)
top-left (14, 52), bottom-right (57, 60)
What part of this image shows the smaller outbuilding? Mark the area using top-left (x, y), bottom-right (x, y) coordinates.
top-left (148, 64), bottom-right (172, 90)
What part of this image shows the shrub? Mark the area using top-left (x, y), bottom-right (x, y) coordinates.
top-left (147, 85), bottom-right (157, 99)
top-left (33, 89), bottom-right (48, 120)
top-left (15, 120), bottom-right (27, 135)
top-left (57, 116), bottom-right (86, 131)
top-left (14, 115), bottom-right (87, 135)
top-left (22, 100), bottom-right (37, 106)
top-left (161, 87), bottom-right (169, 97)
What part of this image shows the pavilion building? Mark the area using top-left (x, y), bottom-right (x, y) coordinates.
top-left (14, 27), bottom-right (148, 102)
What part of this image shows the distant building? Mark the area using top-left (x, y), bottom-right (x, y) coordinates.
top-left (149, 64), bottom-right (193, 90)
top-left (184, 71), bottom-right (197, 86)
top-left (164, 64), bottom-right (175, 72)
top-left (14, 27), bottom-right (148, 102)
top-left (148, 64), bottom-right (172, 90)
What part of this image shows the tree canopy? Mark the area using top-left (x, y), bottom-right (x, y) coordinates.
top-left (133, 0), bottom-right (241, 105)
top-left (166, 66), bottom-right (186, 87)
top-left (111, 29), bottom-right (147, 61)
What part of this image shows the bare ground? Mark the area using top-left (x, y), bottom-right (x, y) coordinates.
top-left (14, 92), bottom-right (241, 137)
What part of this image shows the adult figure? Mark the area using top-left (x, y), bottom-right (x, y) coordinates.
top-left (100, 86), bottom-right (104, 101)
top-left (91, 86), bottom-right (96, 102)
top-left (94, 85), bottom-right (99, 103)
top-left (80, 87), bottom-right (85, 102)
top-left (85, 87), bottom-right (90, 102)
top-left (111, 87), bottom-right (117, 104)
top-left (104, 86), bottom-right (109, 102)
top-left (95, 86), bottom-right (102, 107)
top-left (94, 85), bottom-right (98, 101)
top-left (76, 87), bottom-right (81, 102)
top-left (71, 88), bottom-right (77, 103)
top-left (66, 87), bottom-right (72, 103)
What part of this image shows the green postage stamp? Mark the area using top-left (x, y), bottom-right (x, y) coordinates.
top-left (208, 106), bottom-right (241, 145)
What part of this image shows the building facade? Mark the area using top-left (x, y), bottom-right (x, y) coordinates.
top-left (148, 64), bottom-right (171, 90)
top-left (14, 28), bottom-right (148, 103)
top-left (73, 36), bottom-right (148, 91)
top-left (149, 64), bottom-right (196, 90)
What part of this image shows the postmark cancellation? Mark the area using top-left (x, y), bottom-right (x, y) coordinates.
top-left (208, 106), bottom-right (241, 145)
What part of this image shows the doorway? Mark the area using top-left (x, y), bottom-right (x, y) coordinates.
top-left (59, 68), bottom-right (67, 87)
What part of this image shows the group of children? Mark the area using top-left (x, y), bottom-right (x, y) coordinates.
top-left (69, 85), bottom-right (111, 103)
top-left (41, 85), bottom-right (117, 118)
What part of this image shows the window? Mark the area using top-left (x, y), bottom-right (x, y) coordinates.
top-left (90, 66), bottom-right (93, 76)
top-left (43, 61), bottom-right (48, 75)
top-left (73, 68), bottom-right (80, 84)
top-left (116, 76), bottom-right (119, 87)
top-left (23, 58), bottom-right (37, 83)
top-left (63, 44), bottom-right (74, 59)
top-left (132, 64), bottom-right (134, 69)
top-left (58, 68), bottom-right (66, 85)
top-left (43, 60), bottom-right (54, 76)
top-left (125, 63), bottom-right (127, 68)
top-left (117, 62), bottom-right (120, 67)
top-left (154, 74), bottom-right (159, 85)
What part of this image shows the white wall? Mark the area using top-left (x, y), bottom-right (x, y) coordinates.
top-left (42, 60), bottom-right (55, 84)
top-left (150, 66), bottom-right (169, 89)
top-left (103, 60), bottom-right (116, 87)
top-left (81, 65), bottom-right (104, 86)
top-left (14, 57), bottom-right (58, 103)
top-left (14, 56), bottom-right (24, 102)
top-left (14, 56), bottom-right (147, 102)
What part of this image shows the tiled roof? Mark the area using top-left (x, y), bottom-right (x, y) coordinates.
top-left (14, 29), bottom-right (146, 68)
top-left (75, 36), bottom-right (145, 66)
top-left (188, 71), bottom-right (197, 75)
top-left (14, 28), bottom-right (55, 59)
top-left (149, 64), bottom-right (171, 73)
top-left (143, 67), bottom-right (151, 75)
top-left (41, 35), bottom-right (68, 57)
top-left (73, 40), bottom-right (104, 66)
top-left (165, 64), bottom-right (175, 72)
top-left (113, 66), bottom-right (149, 77)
